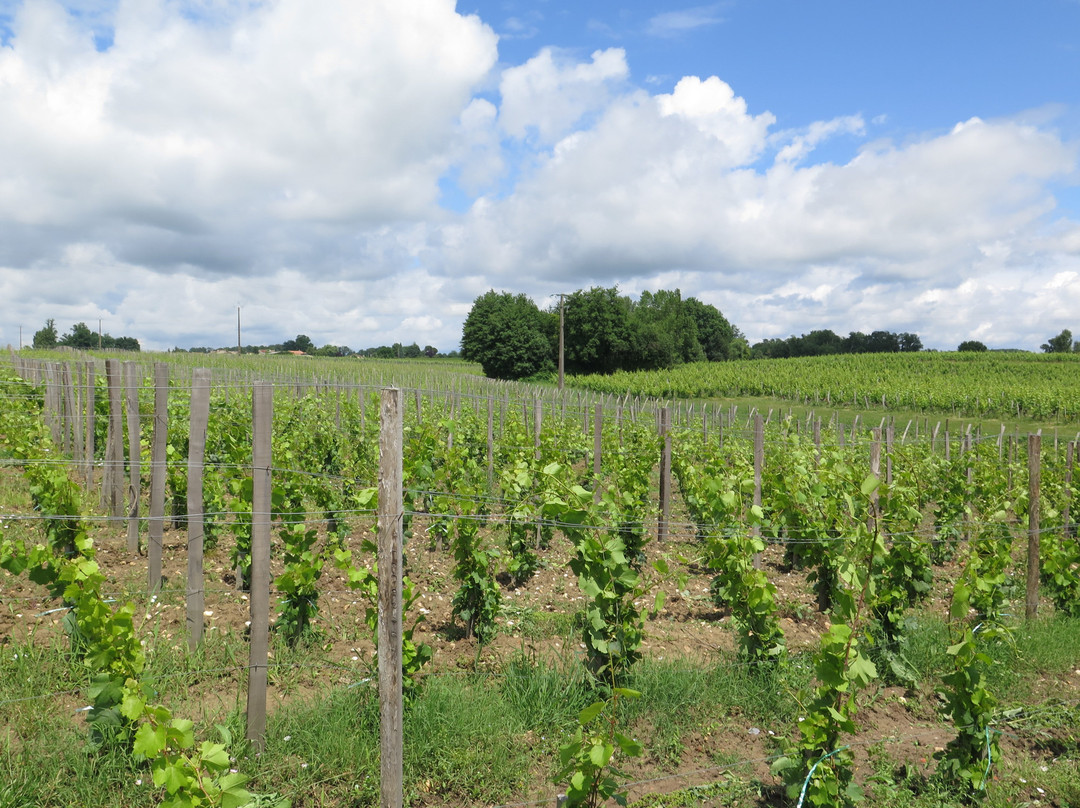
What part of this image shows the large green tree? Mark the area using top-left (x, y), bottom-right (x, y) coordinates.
top-left (629, 289), bottom-right (703, 370)
top-left (683, 297), bottom-right (745, 361)
top-left (32, 319), bottom-right (58, 349)
top-left (563, 287), bottom-right (635, 375)
top-left (461, 291), bottom-right (556, 380)
top-left (1041, 329), bottom-right (1075, 353)
top-left (60, 322), bottom-right (98, 349)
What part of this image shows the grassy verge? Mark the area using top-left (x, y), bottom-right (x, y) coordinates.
top-left (3, 613), bottom-right (1080, 806)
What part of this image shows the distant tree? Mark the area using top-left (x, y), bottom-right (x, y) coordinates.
top-left (401, 342), bottom-right (423, 359)
top-left (683, 298), bottom-right (742, 361)
top-left (32, 319), bottom-right (58, 349)
top-left (282, 334), bottom-right (314, 353)
top-left (629, 289), bottom-right (703, 370)
top-left (1041, 329), bottom-right (1075, 354)
top-left (60, 322), bottom-right (98, 349)
top-left (563, 287), bottom-right (634, 375)
top-left (423, 345), bottom-right (439, 358)
top-left (957, 340), bottom-right (988, 352)
top-left (461, 290), bottom-right (555, 380)
top-left (113, 336), bottom-right (140, 352)
top-left (898, 332), bottom-right (923, 352)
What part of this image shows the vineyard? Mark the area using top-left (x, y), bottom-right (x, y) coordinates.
top-left (571, 351), bottom-right (1080, 422)
top-left (3, 351), bottom-right (1080, 807)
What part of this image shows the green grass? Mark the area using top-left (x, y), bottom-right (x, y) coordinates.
top-left (4, 618), bottom-right (1080, 806)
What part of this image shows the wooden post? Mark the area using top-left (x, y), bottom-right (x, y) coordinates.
top-left (186, 369), bottom-right (211, 650)
top-left (123, 361), bottom-right (141, 555)
top-left (593, 402), bottom-right (603, 504)
top-left (885, 425), bottom-right (894, 486)
top-left (246, 381), bottom-right (273, 750)
top-left (1026, 434), bottom-right (1041, 621)
top-left (378, 388), bottom-right (404, 808)
top-left (752, 413), bottom-right (764, 569)
top-left (84, 362), bottom-right (95, 488)
top-left (534, 399), bottom-right (542, 461)
top-left (1064, 442), bottom-right (1074, 539)
top-left (658, 407), bottom-right (671, 542)
top-left (148, 363), bottom-right (169, 593)
top-left (104, 359), bottom-right (125, 517)
top-left (813, 418), bottom-right (821, 465)
top-left (62, 363), bottom-right (78, 459)
top-left (486, 397), bottom-right (494, 485)
top-left (869, 429), bottom-right (881, 535)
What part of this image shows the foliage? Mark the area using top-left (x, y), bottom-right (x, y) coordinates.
top-left (32, 318), bottom-right (58, 349)
top-left (460, 290), bottom-right (556, 380)
top-left (554, 689), bottom-right (643, 807)
top-left (337, 535), bottom-right (433, 703)
top-left (1041, 328), bottom-right (1076, 354)
top-left (935, 553), bottom-right (1009, 796)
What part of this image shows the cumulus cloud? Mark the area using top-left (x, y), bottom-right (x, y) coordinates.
top-left (498, 47), bottom-right (629, 144)
top-left (1, 3), bottom-right (1078, 354)
top-left (0, 0), bottom-right (497, 272)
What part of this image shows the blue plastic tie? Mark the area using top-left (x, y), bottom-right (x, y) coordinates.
top-left (797, 746), bottom-right (850, 808)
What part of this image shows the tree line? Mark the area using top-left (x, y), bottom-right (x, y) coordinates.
top-left (172, 336), bottom-right (455, 359)
top-left (32, 319), bottom-right (140, 352)
top-left (461, 287), bottom-right (748, 380)
top-left (749, 328), bottom-right (923, 359)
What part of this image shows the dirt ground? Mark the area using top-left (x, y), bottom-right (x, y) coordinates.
top-left (3, 478), bottom-right (1078, 806)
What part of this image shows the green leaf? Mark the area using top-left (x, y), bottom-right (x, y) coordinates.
top-left (133, 722), bottom-right (166, 759)
top-left (119, 691), bottom-right (145, 721)
top-left (589, 741), bottom-right (614, 767)
top-left (578, 701), bottom-right (605, 726)
top-left (860, 474), bottom-right (880, 497)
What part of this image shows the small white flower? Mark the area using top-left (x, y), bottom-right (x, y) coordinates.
top-left (284, 735), bottom-right (291, 741)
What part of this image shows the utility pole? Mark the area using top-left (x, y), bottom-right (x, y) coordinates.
top-left (557, 293), bottom-right (568, 391)
top-left (237, 307), bottom-right (242, 355)
top-left (98, 319), bottom-right (102, 350)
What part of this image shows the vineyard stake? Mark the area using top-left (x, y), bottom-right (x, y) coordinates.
top-left (186, 368), bottom-right (210, 651)
top-left (658, 406), bottom-right (671, 543)
top-left (378, 387), bottom-right (404, 808)
top-left (123, 361), bottom-right (141, 555)
top-left (104, 358), bottom-right (125, 517)
top-left (1026, 433), bottom-right (1041, 621)
top-left (147, 363), bottom-right (169, 593)
top-left (246, 381), bottom-right (273, 749)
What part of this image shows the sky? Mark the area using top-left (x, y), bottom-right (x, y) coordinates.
top-left (1, 0), bottom-right (1079, 354)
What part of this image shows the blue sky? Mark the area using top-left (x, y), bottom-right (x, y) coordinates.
top-left (0, 0), bottom-right (1078, 353)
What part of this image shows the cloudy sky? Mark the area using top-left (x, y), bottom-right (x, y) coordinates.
top-left (1, 0), bottom-right (1078, 353)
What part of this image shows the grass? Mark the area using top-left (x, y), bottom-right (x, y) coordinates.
top-left (4, 611), bottom-right (1080, 806)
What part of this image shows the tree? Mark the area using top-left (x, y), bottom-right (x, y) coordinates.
top-left (60, 322), bottom-right (98, 349)
top-left (683, 298), bottom-right (745, 361)
top-left (898, 332), bottom-right (923, 352)
top-left (282, 334), bottom-right (314, 353)
top-left (461, 290), bottom-right (556, 380)
top-left (1041, 329), bottom-right (1074, 354)
top-left (957, 340), bottom-right (987, 352)
top-left (32, 319), bottom-right (58, 349)
top-left (423, 345), bottom-right (439, 358)
top-left (113, 336), bottom-right (141, 352)
top-left (563, 287), bottom-right (634, 375)
top-left (629, 289), bottom-right (703, 370)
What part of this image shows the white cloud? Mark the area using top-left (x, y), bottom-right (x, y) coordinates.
top-left (1, 4), bottom-right (1078, 355)
top-left (646, 5), bottom-right (725, 37)
top-left (498, 47), bottom-right (628, 143)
